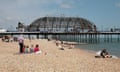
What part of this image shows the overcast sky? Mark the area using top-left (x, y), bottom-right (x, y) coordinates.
top-left (0, 0), bottom-right (120, 30)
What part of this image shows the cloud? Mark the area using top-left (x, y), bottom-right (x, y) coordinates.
top-left (6, 17), bottom-right (14, 20)
top-left (0, 0), bottom-right (76, 29)
top-left (116, 2), bottom-right (120, 7)
top-left (60, 3), bottom-right (72, 8)
top-left (58, 0), bottom-right (74, 9)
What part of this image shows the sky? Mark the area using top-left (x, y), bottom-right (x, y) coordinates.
top-left (0, 0), bottom-right (120, 30)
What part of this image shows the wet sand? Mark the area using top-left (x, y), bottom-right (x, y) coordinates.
top-left (0, 39), bottom-right (120, 72)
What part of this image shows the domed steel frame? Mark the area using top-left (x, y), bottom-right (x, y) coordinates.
top-left (26, 16), bottom-right (96, 32)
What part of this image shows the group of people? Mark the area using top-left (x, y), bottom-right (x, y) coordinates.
top-left (55, 40), bottom-right (75, 50)
top-left (22, 44), bottom-right (42, 54)
top-left (18, 35), bottom-right (41, 54)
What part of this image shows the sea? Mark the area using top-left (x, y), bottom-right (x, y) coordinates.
top-left (76, 40), bottom-right (120, 57)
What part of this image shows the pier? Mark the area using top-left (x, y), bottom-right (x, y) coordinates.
top-left (0, 32), bottom-right (120, 43)
top-left (2, 17), bottom-right (120, 43)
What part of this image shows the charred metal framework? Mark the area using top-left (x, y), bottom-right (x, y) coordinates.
top-left (18, 17), bottom-right (96, 32)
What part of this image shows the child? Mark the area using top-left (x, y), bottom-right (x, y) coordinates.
top-left (25, 45), bottom-right (29, 53)
top-left (30, 44), bottom-right (34, 53)
top-left (34, 44), bottom-right (42, 54)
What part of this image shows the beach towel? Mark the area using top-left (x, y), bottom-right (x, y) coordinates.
top-left (35, 50), bottom-right (42, 54)
top-left (96, 50), bottom-right (101, 56)
top-left (111, 55), bottom-right (118, 59)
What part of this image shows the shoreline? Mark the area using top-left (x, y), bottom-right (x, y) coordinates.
top-left (54, 40), bottom-right (118, 58)
top-left (0, 38), bottom-right (120, 72)
top-left (75, 42), bottom-right (120, 58)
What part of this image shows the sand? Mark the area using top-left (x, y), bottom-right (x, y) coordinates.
top-left (0, 39), bottom-right (120, 72)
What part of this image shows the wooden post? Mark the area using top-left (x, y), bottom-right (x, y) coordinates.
top-left (36, 34), bottom-right (39, 39)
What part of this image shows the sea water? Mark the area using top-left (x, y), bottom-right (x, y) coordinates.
top-left (76, 41), bottom-right (120, 57)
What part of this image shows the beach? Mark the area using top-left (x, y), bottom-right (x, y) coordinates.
top-left (0, 39), bottom-right (120, 72)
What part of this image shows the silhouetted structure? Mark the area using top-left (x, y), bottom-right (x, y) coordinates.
top-left (18, 16), bottom-right (96, 32)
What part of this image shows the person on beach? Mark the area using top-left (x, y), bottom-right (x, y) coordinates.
top-left (68, 44), bottom-right (74, 49)
top-left (58, 44), bottom-right (64, 50)
top-left (100, 49), bottom-right (112, 58)
top-left (30, 44), bottom-right (34, 53)
top-left (57, 41), bottom-right (64, 50)
top-left (22, 45), bottom-right (25, 53)
top-left (24, 45), bottom-right (29, 53)
top-left (18, 35), bottom-right (24, 53)
top-left (56, 41), bottom-right (59, 46)
top-left (34, 44), bottom-right (42, 54)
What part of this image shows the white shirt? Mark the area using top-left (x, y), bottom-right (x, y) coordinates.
top-left (18, 35), bottom-right (24, 43)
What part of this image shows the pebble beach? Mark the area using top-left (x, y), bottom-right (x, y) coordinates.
top-left (0, 39), bottom-right (120, 72)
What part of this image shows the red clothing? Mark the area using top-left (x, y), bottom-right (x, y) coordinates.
top-left (34, 47), bottom-right (39, 52)
top-left (22, 47), bottom-right (25, 53)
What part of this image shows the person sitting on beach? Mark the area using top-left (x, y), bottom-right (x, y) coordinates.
top-left (24, 45), bottom-right (29, 53)
top-left (68, 44), bottom-right (74, 49)
top-left (34, 44), bottom-right (42, 54)
top-left (58, 44), bottom-right (64, 50)
top-left (100, 49), bottom-right (112, 58)
top-left (30, 44), bottom-right (34, 53)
